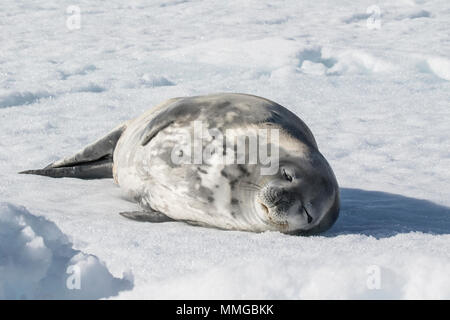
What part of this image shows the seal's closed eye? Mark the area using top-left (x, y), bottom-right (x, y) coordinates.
top-left (282, 168), bottom-right (292, 182)
top-left (303, 206), bottom-right (313, 224)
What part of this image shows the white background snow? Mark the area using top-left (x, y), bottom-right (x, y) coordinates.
top-left (1, 0), bottom-right (449, 299)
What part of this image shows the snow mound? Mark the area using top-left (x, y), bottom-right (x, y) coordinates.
top-left (327, 50), bottom-right (395, 75)
top-left (417, 56), bottom-right (450, 81)
top-left (297, 47), bottom-right (337, 76)
top-left (0, 203), bottom-right (132, 299)
top-left (297, 47), bottom-right (394, 76)
top-left (140, 74), bottom-right (175, 87)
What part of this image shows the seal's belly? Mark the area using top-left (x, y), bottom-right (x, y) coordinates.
top-left (114, 117), bottom-right (266, 231)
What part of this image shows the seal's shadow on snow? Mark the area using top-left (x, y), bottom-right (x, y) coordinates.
top-left (325, 188), bottom-right (450, 238)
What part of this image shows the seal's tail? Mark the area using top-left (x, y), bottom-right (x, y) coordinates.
top-left (19, 123), bottom-right (127, 180)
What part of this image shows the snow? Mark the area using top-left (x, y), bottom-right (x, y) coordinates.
top-left (0, 203), bottom-right (132, 299)
top-left (0, 0), bottom-right (449, 299)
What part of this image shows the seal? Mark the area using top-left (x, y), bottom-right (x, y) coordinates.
top-left (21, 93), bottom-right (340, 235)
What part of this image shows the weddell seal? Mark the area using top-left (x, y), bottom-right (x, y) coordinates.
top-left (21, 93), bottom-right (340, 235)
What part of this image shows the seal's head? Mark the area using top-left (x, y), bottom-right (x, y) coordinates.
top-left (254, 152), bottom-right (339, 235)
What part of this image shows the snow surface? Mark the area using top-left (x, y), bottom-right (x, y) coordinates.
top-left (1, 0), bottom-right (449, 299)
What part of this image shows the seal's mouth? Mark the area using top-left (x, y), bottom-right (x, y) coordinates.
top-left (257, 201), bottom-right (288, 229)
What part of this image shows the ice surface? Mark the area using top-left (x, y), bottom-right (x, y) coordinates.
top-left (0, 0), bottom-right (449, 299)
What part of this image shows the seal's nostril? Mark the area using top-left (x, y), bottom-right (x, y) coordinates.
top-left (259, 203), bottom-right (269, 215)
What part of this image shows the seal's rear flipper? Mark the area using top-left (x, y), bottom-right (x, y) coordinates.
top-left (120, 210), bottom-right (174, 223)
top-left (19, 123), bottom-right (127, 180)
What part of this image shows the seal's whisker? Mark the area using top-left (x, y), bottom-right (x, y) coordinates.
top-left (242, 181), bottom-right (262, 190)
top-left (240, 186), bottom-right (260, 192)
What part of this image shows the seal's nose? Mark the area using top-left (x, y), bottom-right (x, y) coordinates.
top-left (265, 188), bottom-right (283, 207)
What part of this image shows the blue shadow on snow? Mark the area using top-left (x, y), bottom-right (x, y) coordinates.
top-left (325, 188), bottom-right (450, 238)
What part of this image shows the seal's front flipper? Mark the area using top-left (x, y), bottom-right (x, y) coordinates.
top-left (120, 210), bottom-right (174, 223)
top-left (140, 118), bottom-right (174, 146)
top-left (19, 123), bottom-right (127, 180)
